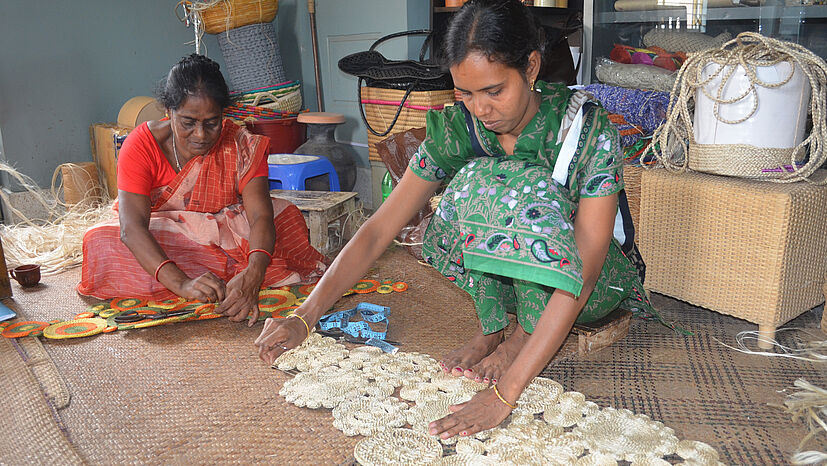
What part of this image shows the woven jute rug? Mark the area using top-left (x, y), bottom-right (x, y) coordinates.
top-left (0, 334), bottom-right (84, 464)
top-left (3, 245), bottom-right (826, 464)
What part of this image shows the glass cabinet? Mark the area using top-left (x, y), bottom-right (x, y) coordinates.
top-left (584, 0), bottom-right (827, 82)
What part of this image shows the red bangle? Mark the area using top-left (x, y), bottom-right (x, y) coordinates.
top-left (247, 248), bottom-right (273, 263)
top-left (154, 259), bottom-right (174, 282)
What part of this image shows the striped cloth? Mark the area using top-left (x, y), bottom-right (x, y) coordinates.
top-left (77, 124), bottom-right (326, 300)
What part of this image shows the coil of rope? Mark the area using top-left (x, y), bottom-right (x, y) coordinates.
top-left (650, 32), bottom-right (827, 184)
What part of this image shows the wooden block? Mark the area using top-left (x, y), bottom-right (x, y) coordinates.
top-left (573, 308), bottom-right (632, 355)
top-left (0, 237), bottom-right (11, 298)
top-left (544, 308), bottom-right (632, 368)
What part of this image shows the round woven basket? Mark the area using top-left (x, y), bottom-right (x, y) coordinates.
top-left (236, 81), bottom-right (303, 114)
top-left (199, 0), bottom-right (278, 35)
top-left (217, 22), bottom-right (286, 92)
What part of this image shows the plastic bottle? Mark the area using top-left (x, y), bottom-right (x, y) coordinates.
top-left (381, 170), bottom-right (393, 202)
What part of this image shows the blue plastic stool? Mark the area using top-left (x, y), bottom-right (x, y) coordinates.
top-left (267, 154), bottom-right (340, 191)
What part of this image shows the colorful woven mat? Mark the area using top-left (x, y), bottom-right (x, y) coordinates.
top-left (0, 279), bottom-right (408, 340)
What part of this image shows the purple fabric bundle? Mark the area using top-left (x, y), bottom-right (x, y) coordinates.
top-left (583, 84), bottom-right (671, 147)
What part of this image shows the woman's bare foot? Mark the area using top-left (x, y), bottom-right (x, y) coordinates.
top-left (440, 329), bottom-right (504, 377)
top-left (464, 325), bottom-right (530, 384)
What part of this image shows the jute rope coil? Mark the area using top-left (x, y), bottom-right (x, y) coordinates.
top-left (651, 32), bottom-right (827, 184)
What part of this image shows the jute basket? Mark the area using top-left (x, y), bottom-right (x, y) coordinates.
top-left (199, 0), bottom-right (278, 35)
top-left (638, 168), bottom-right (827, 345)
top-left (236, 81), bottom-right (302, 114)
top-left (217, 22), bottom-right (286, 92)
top-left (362, 87), bottom-right (455, 162)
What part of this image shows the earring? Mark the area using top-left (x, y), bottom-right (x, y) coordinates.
top-left (529, 79), bottom-right (535, 90)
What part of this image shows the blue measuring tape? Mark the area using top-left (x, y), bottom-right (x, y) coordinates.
top-left (318, 302), bottom-right (390, 340)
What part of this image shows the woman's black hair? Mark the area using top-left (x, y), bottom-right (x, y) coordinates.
top-left (156, 54), bottom-right (233, 111)
top-left (440, 0), bottom-right (542, 74)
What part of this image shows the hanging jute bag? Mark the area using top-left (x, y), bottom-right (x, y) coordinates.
top-left (651, 32), bottom-right (827, 183)
top-left (338, 30), bottom-right (455, 162)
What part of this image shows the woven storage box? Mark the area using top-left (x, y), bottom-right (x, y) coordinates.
top-left (362, 87), bottom-right (455, 162)
top-left (638, 168), bottom-right (827, 346)
top-left (217, 22), bottom-right (286, 92)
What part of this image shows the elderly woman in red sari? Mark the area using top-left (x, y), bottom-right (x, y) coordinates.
top-left (78, 54), bottom-right (326, 325)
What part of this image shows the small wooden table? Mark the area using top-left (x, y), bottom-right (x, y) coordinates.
top-left (271, 190), bottom-right (359, 256)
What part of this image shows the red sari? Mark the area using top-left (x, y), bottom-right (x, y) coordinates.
top-left (77, 120), bottom-right (326, 300)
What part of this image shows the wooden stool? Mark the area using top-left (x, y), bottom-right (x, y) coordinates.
top-left (271, 189), bottom-right (359, 256)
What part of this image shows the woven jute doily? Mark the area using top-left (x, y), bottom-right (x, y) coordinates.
top-left (676, 439), bottom-right (723, 465)
top-left (279, 367), bottom-right (368, 409)
top-left (573, 407), bottom-right (679, 462)
top-left (273, 333), bottom-right (348, 372)
top-left (332, 397), bottom-right (408, 437)
top-left (353, 428), bottom-right (442, 466)
top-left (274, 332), bottom-right (725, 465)
top-left (428, 453), bottom-right (500, 465)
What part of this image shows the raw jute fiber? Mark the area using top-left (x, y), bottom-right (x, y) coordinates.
top-left (0, 162), bottom-right (115, 276)
top-left (651, 32), bottom-right (827, 183)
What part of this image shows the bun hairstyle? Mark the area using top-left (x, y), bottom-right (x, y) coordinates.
top-left (156, 53), bottom-right (233, 111)
top-left (440, 0), bottom-right (542, 75)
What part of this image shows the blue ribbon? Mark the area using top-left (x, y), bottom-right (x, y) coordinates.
top-left (318, 302), bottom-right (390, 340)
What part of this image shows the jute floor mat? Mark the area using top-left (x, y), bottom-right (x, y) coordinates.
top-left (4, 246), bottom-right (826, 464)
top-left (0, 336), bottom-right (84, 465)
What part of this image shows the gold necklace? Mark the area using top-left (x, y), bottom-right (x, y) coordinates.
top-left (171, 131), bottom-right (182, 171)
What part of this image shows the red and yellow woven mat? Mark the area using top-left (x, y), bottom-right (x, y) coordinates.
top-left (1, 279), bottom-right (408, 340)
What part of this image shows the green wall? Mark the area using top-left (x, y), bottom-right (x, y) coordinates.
top-left (0, 0), bottom-right (227, 189)
top-left (0, 0), bottom-right (429, 207)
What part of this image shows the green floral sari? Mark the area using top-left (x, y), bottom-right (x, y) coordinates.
top-left (408, 81), bottom-right (653, 334)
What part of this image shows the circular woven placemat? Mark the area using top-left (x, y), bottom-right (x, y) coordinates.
top-left (353, 428), bottom-right (442, 466)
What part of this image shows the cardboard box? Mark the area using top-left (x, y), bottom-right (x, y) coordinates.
top-left (90, 123), bottom-right (131, 200)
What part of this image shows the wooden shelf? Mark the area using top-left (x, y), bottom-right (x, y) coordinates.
top-left (597, 4), bottom-right (827, 23)
top-left (434, 5), bottom-right (575, 13)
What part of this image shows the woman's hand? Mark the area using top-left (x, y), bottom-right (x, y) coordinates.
top-left (218, 268), bottom-right (264, 326)
top-left (428, 387), bottom-right (513, 439)
top-left (175, 272), bottom-right (227, 303)
top-left (255, 315), bottom-right (309, 365)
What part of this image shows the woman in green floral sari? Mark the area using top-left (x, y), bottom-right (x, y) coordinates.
top-left (256, 0), bottom-right (652, 438)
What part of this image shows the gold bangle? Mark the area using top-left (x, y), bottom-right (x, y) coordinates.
top-left (493, 385), bottom-right (517, 410)
top-left (288, 313), bottom-right (310, 337)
